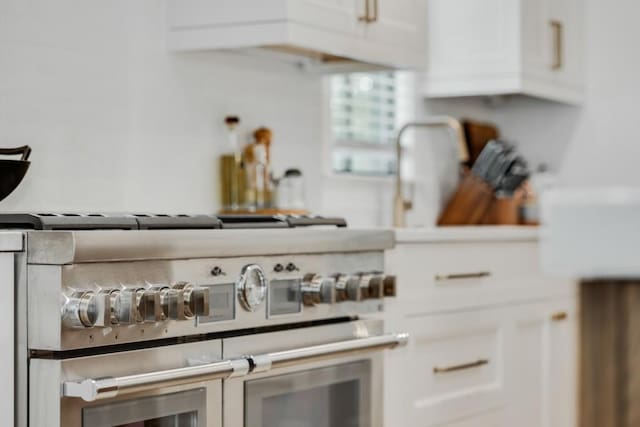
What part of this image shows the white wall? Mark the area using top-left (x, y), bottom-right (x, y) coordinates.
top-left (1, 0), bottom-right (633, 227)
top-left (0, 0), bottom-right (325, 214)
top-left (0, 0), bottom-right (486, 227)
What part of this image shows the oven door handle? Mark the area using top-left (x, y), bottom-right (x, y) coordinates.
top-left (250, 332), bottom-right (410, 373)
top-left (62, 358), bottom-right (250, 402)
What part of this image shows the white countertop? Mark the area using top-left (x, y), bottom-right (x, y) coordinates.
top-left (394, 226), bottom-right (539, 243)
top-left (540, 187), bottom-right (640, 278)
top-left (0, 231), bottom-right (23, 252)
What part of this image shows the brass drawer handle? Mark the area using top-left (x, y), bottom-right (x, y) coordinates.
top-left (359, 0), bottom-right (378, 23)
top-left (358, 0), bottom-right (370, 22)
top-left (433, 359), bottom-right (489, 374)
top-left (551, 20), bottom-right (563, 70)
top-left (370, 0), bottom-right (378, 23)
top-left (435, 272), bottom-right (491, 281)
top-left (551, 311), bottom-right (568, 321)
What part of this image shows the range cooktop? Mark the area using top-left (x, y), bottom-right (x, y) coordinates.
top-left (0, 213), bottom-right (347, 230)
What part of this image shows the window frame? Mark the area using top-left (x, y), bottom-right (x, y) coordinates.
top-left (322, 71), bottom-right (417, 182)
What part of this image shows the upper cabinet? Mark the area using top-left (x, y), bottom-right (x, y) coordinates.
top-left (166, 0), bottom-right (427, 70)
top-left (423, 0), bottom-right (585, 104)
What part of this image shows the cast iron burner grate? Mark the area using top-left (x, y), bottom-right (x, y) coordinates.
top-left (0, 213), bottom-right (347, 230)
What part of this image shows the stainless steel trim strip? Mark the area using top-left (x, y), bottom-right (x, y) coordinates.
top-left (28, 229), bottom-right (395, 264)
top-left (263, 332), bottom-right (409, 370)
top-left (63, 358), bottom-right (249, 402)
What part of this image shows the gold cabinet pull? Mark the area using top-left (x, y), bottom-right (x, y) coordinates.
top-left (369, 0), bottom-right (378, 23)
top-left (435, 271), bottom-right (491, 281)
top-left (551, 311), bottom-right (568, 321)
top-left (359, 0), bottom-right (370, 22)
top-left (551, 20), bottom-right (563, 70)
top-left (433, 359), bottom-right (489, 374)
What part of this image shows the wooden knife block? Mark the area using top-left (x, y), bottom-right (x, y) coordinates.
top-left (482, 196), bottom-right (520, 225)
top-left (438, 174), bottom-right (494, 226)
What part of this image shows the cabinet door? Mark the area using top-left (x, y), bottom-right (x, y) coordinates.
top-left (548, 0), bottom-right (584, 91)
top-left (509, 298), bottom-right (577, 427)
top-left (384, 307), bottom-right (511, 427)
top-left (424, 0), bottom-right (520, 94)
top-left (521, 0), bottom-right (554, 82)
top-left (168, 0), bottom-right (365, 40)
top-left (521, 0), bottom-right (584, 101)
top-left (547, 298), bottom-right (577, 427)
top-left (363, 0), bottom-right (423, 51)
top-left (289, 0), bottom-right (365, 37)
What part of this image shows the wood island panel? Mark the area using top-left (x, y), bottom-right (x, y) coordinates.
top-left (580, 281), bottom-right (640, 427)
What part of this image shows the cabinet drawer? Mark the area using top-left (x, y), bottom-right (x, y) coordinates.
top-left (385, 307), bottom-right (509, 427)
top-left (387, 241), bottom-right (574, 312)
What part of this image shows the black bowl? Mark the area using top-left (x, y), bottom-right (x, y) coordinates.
top-left (0, 159), bottom-right (30, 202)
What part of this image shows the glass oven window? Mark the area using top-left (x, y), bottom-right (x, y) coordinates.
top-left (115, 413), bottom-right (195, 427)
top-left (245, 360), bottom-right (371, 427)
top-left (82, 388), bottom-right (206, 427)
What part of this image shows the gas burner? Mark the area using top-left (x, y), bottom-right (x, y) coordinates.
top-left (0, 212), bottom-right (347, 230)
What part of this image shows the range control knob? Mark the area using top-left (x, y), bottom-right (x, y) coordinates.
top-left (344, 275), bottom-right (365, 302)
top-left (61, 290), bottom-right (99, 329)
top-left (301, 274), bottom-right (336, 306)
top-left (95, 288), bottom-right (121, 327)
top-left (333, 274), bottom-right (350, 302)
top-left (367, 274), bottom-right (389, 299)
top-left (115, 288), bottom-right (162, 324)
top-left (149, 285), bottom-right (178, 321)
top-left (172, 282), bottom-right (210, 319)
top-left (382, 275), bottom-right (397, 297)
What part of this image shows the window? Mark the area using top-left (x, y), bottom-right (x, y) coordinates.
top-left (328, 71), bottom-right (415, 177)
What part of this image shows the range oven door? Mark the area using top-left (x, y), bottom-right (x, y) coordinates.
top-left (223, 320), bottom-right (407, 427)
top-left (30, 339), bottom-right (247, 427)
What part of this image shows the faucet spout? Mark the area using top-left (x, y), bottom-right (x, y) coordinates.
top-left (393, 117), bottom-right (468, 228)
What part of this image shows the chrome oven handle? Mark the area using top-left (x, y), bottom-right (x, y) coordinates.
top-left (251, 332), bottom-right (410, 372)
top-left (62, 358), bottom-right (250, 402)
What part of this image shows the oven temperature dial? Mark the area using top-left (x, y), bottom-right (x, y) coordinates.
top-left (237, 264), bottom-right (268, 312)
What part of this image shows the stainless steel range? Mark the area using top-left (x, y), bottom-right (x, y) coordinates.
top-left (3, 213), bottom-right (406, 427)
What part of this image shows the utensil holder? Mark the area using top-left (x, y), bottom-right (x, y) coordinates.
top-left (438, 174), bottom-right (494, 226)
top-left (483, 195), bottom-right (520, 225)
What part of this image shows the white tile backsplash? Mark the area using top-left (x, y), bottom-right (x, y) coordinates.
top-left (0, 0), bottom-right (325, 215)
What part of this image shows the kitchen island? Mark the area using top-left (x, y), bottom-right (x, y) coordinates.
top-left (541, 188), bottom-right (640, 427)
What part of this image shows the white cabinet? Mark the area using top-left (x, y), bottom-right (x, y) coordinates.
top-left (510, 298), bottom-right (577, 427)
top-left (166, 0), bottom-right (426, 70)
top-left (423, 0), bottom-right (584, 104)
top-left (385, 306), bottom-right (512, 427)
top-left (384, 237), bottom-right (578, 427)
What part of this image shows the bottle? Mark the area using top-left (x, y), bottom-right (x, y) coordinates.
top-left (219, 116), bottom-right (245, 212)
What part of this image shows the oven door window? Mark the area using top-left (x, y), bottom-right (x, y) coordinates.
top-left (82, 388), bottom-right (206, 427)
top-left (245, 360), bottom-right (371, 427)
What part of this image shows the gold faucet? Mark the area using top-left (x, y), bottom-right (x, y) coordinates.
top-left (393, 117), bottom-right (469, 227)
